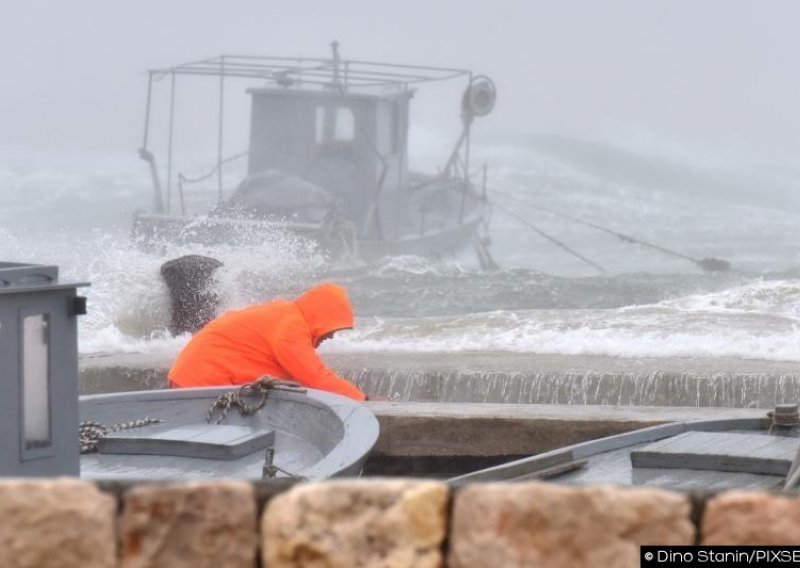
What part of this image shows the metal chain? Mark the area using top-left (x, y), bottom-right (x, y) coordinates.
top-left (80, 379), bottom-right (308, 480)
top-left (262, 447), bottom-right (307, 481)
top-left (206, 376), bottom-right (306, 425)
top-left (263, 464), bottom-right (306, 480)
top-left (206, 378), bottom-right (308, 480)
top-left (79, 417), bottom-right (162, 453)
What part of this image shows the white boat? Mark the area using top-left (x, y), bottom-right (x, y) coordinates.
top-left (80, 380), bottom-right (379, 480)
top-left (452, 404), bottom-right (800, 491)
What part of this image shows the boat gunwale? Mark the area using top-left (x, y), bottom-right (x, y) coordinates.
top-left (80, 386), bottom-right (379, 480)
top-left (132, 210), bottom-right (484, 249)
top-left (449, 415), bottom-right (771, 484)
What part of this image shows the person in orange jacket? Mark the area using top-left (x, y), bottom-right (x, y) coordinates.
top-left (168, 283), bottom-right (366, 401)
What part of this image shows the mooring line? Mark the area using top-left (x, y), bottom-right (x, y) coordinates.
top-left (492, 201), bottom-right (606, 274)
top-left (492, 189), bottom-right (731, 272)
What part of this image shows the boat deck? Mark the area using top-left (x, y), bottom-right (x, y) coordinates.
top-left (450, 416), bottom-right (800, 490)
top-left (555, 435), bottom-right (787, 491)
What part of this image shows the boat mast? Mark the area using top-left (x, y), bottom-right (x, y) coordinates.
top-left (217, 56), bottom-right (225, 204)
top-left (459, 72), bottom-right (474, 224)
top-left (331, 41), bottom-right (341, 86)
top-left (166, 71), bottom-right (176, 214)
top-left (139, 71), bottom-right (165, 214)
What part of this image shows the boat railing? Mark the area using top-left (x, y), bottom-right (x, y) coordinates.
top-left (149, 54), bottom-right (471, 93)
top-left (173, 152), bottom-right (248, 217)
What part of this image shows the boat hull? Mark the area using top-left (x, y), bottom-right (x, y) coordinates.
top-left (132, 210), bottom-right (484, 261)
top-left (451, 415), bottom-right (800, 491)
top-left (80, 387), bottom-right (379, 480)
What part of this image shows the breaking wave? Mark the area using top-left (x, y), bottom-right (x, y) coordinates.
top-left (329, 285), bottom-right (800, 361)
top-left (2, 140), bottom-right (800, 362)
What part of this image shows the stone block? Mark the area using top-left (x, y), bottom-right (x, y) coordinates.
top-left (449, 482), bottom-right (694, 568)
top-left (702, 491), bottom-right (800, 545)
top-left (120, 481), bottom-right (256, 568)
top-left (263, 479), bottom-right (448, 568)
top-left (0, 478), bottom-right (116, 568)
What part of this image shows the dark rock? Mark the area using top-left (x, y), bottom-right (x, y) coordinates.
top-left (160, 255), bottom-right (223, 335)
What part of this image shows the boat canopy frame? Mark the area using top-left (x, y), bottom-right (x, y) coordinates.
top-left (146, 53), bottom-right (472, 92)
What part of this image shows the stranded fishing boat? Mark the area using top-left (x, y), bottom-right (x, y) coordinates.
top-left (79, 379), bottom-right (379, 480)
top-left (452, 404), bottom-right (800, 491)
top-left (133, 43), bottom-right (497, 268)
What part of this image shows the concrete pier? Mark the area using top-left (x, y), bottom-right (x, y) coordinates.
top-left (363, 402), bottom-right (763, 476)
top-left (78, 351), bottom-right (775, 476)
top-left (80, 350), bottom-right (800, 406)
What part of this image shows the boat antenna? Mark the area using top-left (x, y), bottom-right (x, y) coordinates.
top-left (493, 201), bottom-right (606, 274)
top-left (330, 40), bottom-right (341, 85)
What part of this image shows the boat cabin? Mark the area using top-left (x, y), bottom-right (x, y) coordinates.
top-left (248, 87), bottom-right (411, 225)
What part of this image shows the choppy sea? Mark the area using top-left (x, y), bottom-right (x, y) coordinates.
top-left (2, 135), bottom-right (799, 364)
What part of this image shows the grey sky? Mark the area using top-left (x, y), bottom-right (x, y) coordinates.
top-left (1, 0), bottom-right (799, 166)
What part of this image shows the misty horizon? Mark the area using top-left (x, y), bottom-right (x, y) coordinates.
top-left (1, 0), bottom-right (799, 172)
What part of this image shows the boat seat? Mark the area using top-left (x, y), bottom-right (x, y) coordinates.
top-left (631, 431), bottom-right (800, 476)
top-left (97, 424), bottom-right (275, 460)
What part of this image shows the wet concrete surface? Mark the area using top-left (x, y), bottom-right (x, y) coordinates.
top-left (80, 351), bottom-right (800, 407)
top-left (79, 351), bottom-right (775, 476)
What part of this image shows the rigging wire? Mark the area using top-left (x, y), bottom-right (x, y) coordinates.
top-left (492, 200), bottom-right (606, 274)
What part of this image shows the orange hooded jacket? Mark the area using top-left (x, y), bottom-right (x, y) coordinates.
top-left (168, 283), bottom-right (365, 401)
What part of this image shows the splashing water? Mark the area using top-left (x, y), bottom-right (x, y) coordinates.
top-left (2, 139), bottom-right (800, 365)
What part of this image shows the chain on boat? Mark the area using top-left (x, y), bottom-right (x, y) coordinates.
top-left (206, 377), bottom-right (309, 480)
top-left (80, 377), bottom-right (308, 479)
top-left (79, 417), bottom-right (162, 454)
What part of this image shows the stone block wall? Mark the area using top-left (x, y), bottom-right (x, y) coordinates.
top-left (0, 478), bottom-right (798, 567)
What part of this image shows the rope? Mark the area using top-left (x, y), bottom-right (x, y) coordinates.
top-left (178, 151), bottom-right (248, 186)
top-left (206, 378), bottom-right (309, 481)
top-left (492, 201), bottom-right (606, 274)
top-left (492, 189), bottom-right (731, 272)
top-left (206, 376), bottom-right (307, 425)
top-left (81, 380), bottom-right (309, 480)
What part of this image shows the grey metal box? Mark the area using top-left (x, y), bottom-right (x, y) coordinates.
top-left (0, 262), bottom-right (88, 476)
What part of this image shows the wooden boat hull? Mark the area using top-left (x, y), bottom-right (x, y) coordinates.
top-left (80, 387), bottom-right (379, 481)
top-left (451, 414), bottom-right (800, 491)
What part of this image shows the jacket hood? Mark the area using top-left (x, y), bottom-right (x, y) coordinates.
top-left (294, 283), bottom-right (354, 342)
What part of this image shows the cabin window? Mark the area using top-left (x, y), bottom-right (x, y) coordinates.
top-left (315, 105), bottom-right (355, 149)
top-left (334, 107), bottom-right (355, 142)
top-left (21, 312), bottom-right (51, 455)
top-left (315, 105), bottom-right (326, 144)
